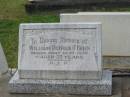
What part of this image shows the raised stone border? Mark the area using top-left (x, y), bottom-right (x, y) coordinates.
top-left (25, 0), bottom-right (130, 13)
top-left (9, 70), bottom-right (112, 95)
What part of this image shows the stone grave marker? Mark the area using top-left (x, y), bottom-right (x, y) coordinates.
top-left (18, 23), bottom-right (102, 80)
top-left (0, 43), bottom-right (8, 76)
top-left (60, 12), bottom-right (130, 56)
top-left (9, 23), bottom-right (112, 95)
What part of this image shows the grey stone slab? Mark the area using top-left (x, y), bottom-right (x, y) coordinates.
top-left (60, 12), bottom-right (130, 56)
top-left (0, 72), bottom-right (121, 97)
top-left (18, 23), bottom-right (102, 80)
top-left (9, 70), bottom-right (112, 95)
top-left (0, 43), bottom-right (8, 74)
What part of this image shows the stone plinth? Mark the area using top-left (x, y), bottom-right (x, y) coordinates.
top-left (9, 70), bottom-right (112, 95)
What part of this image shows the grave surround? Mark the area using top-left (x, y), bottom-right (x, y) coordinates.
top-left (9, 23), bottom-right (112, 95)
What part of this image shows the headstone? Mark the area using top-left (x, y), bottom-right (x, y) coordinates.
top-left (60, 12), bottom-right (130, 56)
top-left (18, 23), bottom-right (102, 80)
top-left (0, 43), bottom-right (8, 75)
top-left (9, 23), bottom-right (112, 95)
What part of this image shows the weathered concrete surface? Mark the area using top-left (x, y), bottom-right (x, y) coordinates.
top-left (103, 56), bottom-right (130, 66)
top-left (1, 73), bottom-right (122, 97)
top-left (9, 70), bottom-right (112, 95)
top-left (122, 77), bottom-right (130, 97)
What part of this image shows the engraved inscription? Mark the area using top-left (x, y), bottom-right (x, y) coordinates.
top-left (22, 29), bottom-right (97, 69)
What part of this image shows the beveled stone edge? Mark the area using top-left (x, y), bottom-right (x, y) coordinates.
top-left (8, 70), bottom-right (112, 95)
top-left (18, 69), bottom-right (102, 80)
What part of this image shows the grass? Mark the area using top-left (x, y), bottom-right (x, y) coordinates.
top-left (0, 0), bottom-right (59, 68)
top-left (0, 0), bottom-right (130, 68)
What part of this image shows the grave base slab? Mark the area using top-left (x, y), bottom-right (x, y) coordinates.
top-left (9, 70), bottom-right (112, 96)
